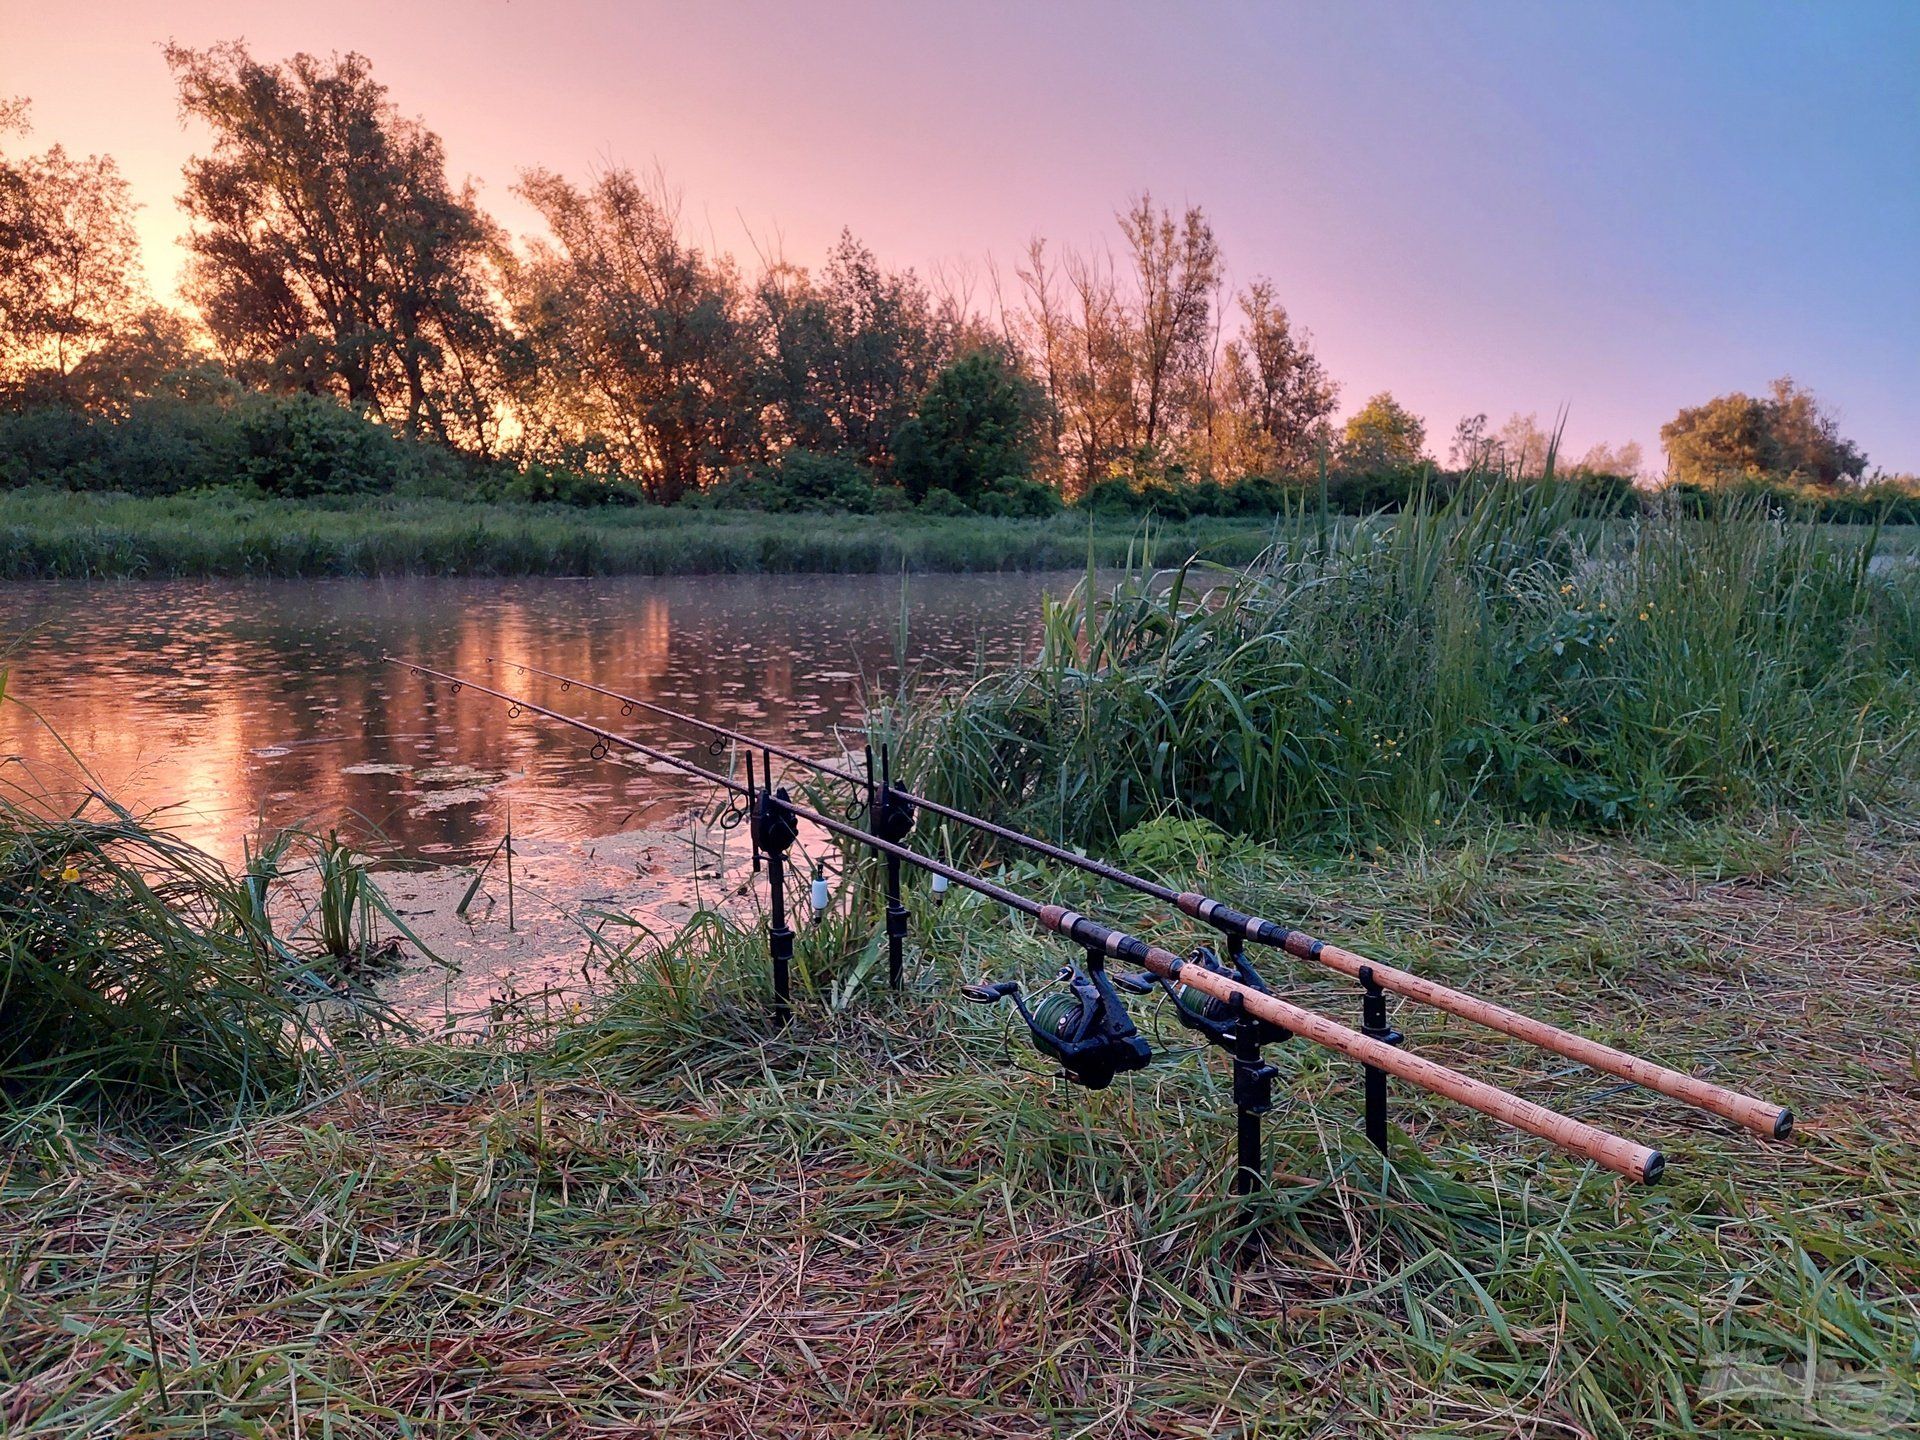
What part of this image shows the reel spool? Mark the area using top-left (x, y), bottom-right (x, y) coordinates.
top-left (1119, 944), bottom-right (1291, 1050)
top-left (963, 961), bottom-right (1153, 1090)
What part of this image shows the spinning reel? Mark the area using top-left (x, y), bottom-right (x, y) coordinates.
top-left (963, 957), bottom-right (1154, 1090)
top-left (1117, 942), bottom-right (1291, 1051)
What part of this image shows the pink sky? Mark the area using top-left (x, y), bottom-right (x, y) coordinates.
top-left (6, 0), bottom-right (1916, 472)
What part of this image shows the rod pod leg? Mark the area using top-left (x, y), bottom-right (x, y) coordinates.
top-left (767, 845), bottom-right (793, 1027)
top-left (885, 851), bottom-right (907, 991)
top-left (1358, 966), bottom-right (1404, 1153)
top-left (869, 752), bottom-right (915, 994)
top-left (750, 761), bottom-right (801, 1029)
top-left (1231, 1029), bottom-right (1279, 1199)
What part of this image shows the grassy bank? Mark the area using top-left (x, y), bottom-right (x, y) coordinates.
top-left (0, 488), bottom-right (1287, 579)
top-left (7, 492), bottom-right (1920, 1434)
top-left (4, 814), bottom-right (1917, 1436)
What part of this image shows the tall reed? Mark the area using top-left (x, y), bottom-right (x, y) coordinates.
top-left (908, 484), bottom-right (1920, 850)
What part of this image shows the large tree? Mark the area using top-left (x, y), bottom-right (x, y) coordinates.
top-left (891, 348), bottom-right (1047, 502)
top-left (506, 166), bottom-right (756, 503)
top-left (750, 232), bottom-right (950, 469)
top-left (1337, 392), bottom-right (1428, 473)
top-left (168, 43), bottom-right (503, 448)
top-left (1661, 377), bottom-right (1866, 487)
top-left (0, 99), bottom-right (148, 401)
top-left (1007, 198), bottom-right (1224, 493)
top-left (1117, 194), bottom-right (1222, 457)
top-left (1215, 279), bottom-right (1337, 475)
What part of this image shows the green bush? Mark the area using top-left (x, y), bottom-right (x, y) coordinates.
top-left (915, 487), bottom-right (972, 517)
top-left (892, 349), bottom-right (1047, 503)
top-left (1664, 475), bottom-right (1920, 526)
top-left (697, 449), bottom-right (903, 513)
top-left (0, 392), bottom-right (498, 500)
top-left (973, 475), bottom-right (1062, 519)
top-left (0, 398), bottom-right (246, 495)
top-left (486, 461), bottom-right (643, 507)
top-left (232, 393), bottom-right (408, 497)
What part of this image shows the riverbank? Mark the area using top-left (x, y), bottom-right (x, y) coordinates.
top-left (0, 489), bottom-right (1287, 579)
top-left (5, 812), bottom-right (1916, 1436)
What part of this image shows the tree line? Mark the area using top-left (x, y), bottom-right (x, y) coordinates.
top-left (0, 43), bottom-right (1890, 513)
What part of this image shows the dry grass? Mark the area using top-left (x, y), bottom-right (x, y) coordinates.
top-left (4, 815), bottom-right (1919, 1437)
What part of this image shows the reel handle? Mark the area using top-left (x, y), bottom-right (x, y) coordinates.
top-left (961, 980), bottom-right (1021, 1004)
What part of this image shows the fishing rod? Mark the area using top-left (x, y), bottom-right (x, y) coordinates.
top-left (490, 656), bottom-right (927, 986)
top-left (393, 657), bottom-right (1665, 1184)
top-left (486, 657), bottom-right (1794, 1144)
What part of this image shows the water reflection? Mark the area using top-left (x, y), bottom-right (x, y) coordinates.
top-left (0, 573), bottom-right (1065, 863)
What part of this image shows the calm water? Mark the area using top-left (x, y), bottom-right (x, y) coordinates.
top-left (0, 573), bottom-right (1067, 863)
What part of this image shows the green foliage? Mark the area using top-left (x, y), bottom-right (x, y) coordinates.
top-left (695, 449), bottom-right (904, 513)
top-left (1337, 391), bottom-right (1428, 473)
top-left (0, 796), bottom-right (318, 1123)
top-left (0, 392), bottom-right (485, 498)
top-left (971, 474), bottom-right (1061, 519)
top-left (1113, 811), bottom-right (1258, 879)
top-left (233, 392), bottom-right (407, 497)
top-left (485, 460), bottom-right (642, 507)
top-left (914, 486), bottom-right (972, 517)
top-left (1077, 468), bottom-right (1645, 520)
top-left (1662, 376), bottom-right (1868, 487)
top-left (891, 349), bottom-right (1048, 503)
top-left (910, 484), bottom-right (1920, 851)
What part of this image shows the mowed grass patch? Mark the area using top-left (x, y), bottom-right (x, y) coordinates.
top-left (5, 818), bottom-right (1916, 1437)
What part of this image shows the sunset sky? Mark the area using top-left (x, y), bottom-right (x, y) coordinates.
top-left (6, 0), bottom-right (1916, 471)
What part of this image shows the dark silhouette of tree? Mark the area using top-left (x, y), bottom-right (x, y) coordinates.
top-left (750, 231), bottom-right (950, 470)
top-left (1118, 194), bottom-right (1222, 458)
top-left (168, 43), bottom-right (504, 449)
top-left (506, 166), bottom-right (756, 503)
top-left (1, 99), bottom-right (149, 402)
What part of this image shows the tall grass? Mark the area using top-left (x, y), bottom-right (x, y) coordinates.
top-left (0, 792), bottom-right (319, 1123)
top-left (0, 673), bottom-right (414, 1124)
top-left (908, 484), bottom-right (1920, 850)
top-left (0, 487), bottom-right (1284, 578)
